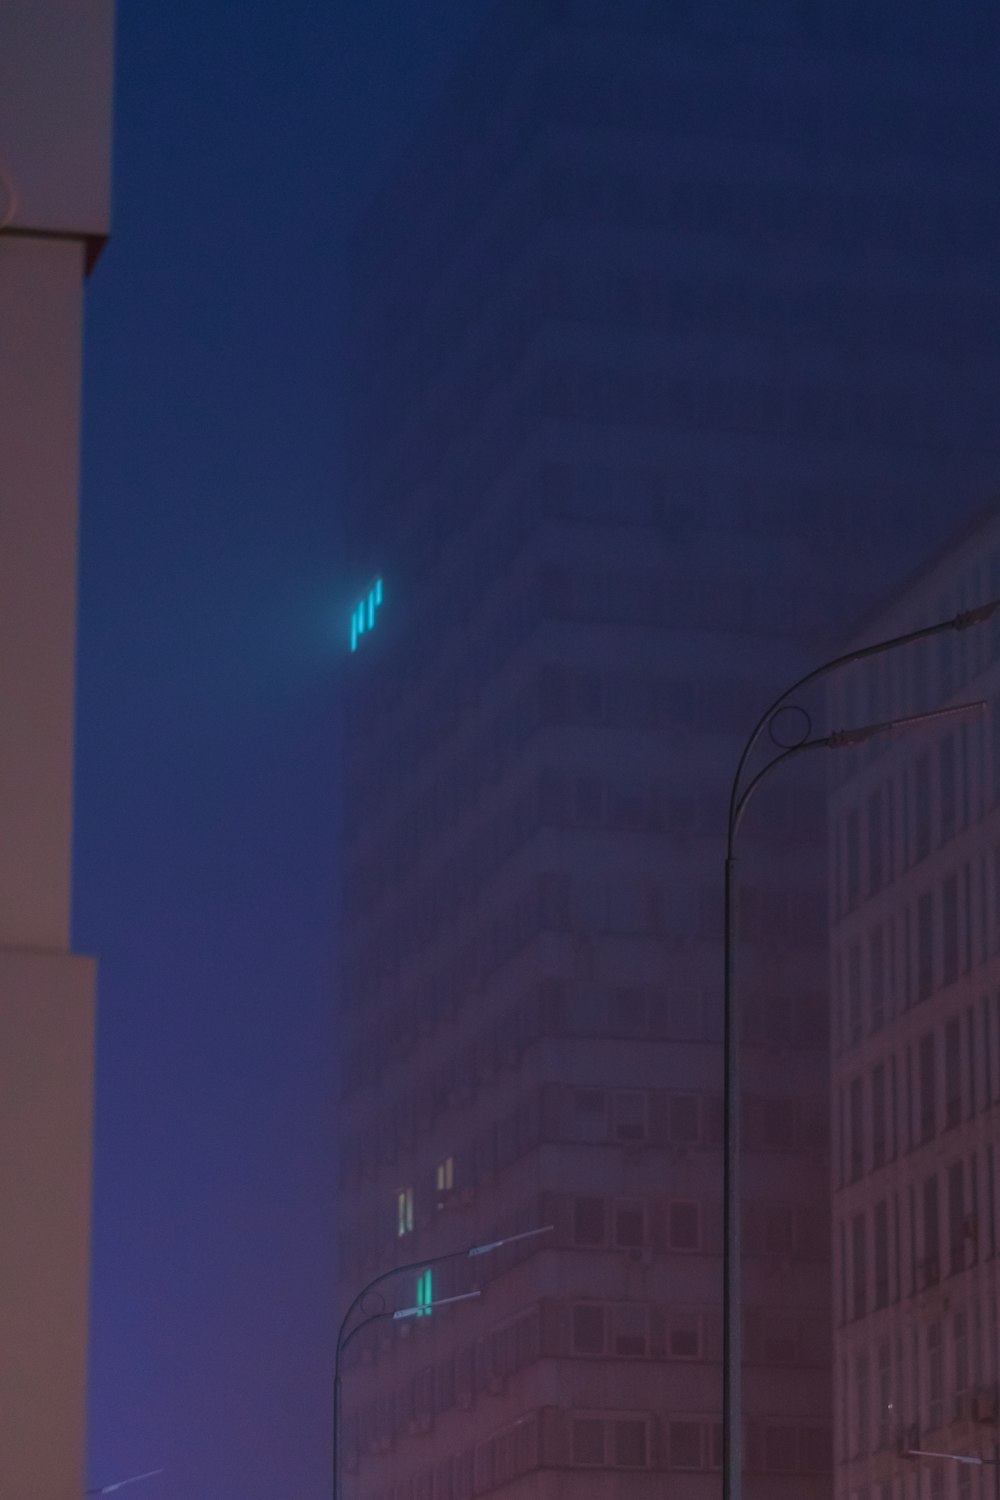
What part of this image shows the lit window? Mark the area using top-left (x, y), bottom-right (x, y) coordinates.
top-left (436, 1156), bottom-right (455, 1195)
top-left (415, 1267), bottom-right (432, 1316)
top-left (397, 1187), bottom-right (414, 1237)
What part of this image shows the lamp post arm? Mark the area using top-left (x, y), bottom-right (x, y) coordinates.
top-left (726, 600), bottom-right (999, 849)
top-left (730, 738), bottom-right (830, 843)
top-left (335, 1243), bottom-right (481, 1372)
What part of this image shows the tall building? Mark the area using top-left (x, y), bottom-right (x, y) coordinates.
top-left (337, 4), bottom-right (1000, 1497)
top-left (0, 6), bottom-right (114, 1498)
top-left (829, 507), bottom-right (1000, 1500)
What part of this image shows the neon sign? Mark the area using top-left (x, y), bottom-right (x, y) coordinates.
top-left (350, 577), bottom-right (383, 651)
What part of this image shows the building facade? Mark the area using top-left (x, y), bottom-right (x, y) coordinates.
top-left (0, 5), bottom-right (114, 1497)
top-left (338, 4), bottom-right (1000, 1497)
top-left (830, 509), bottom-right (1000, 1500)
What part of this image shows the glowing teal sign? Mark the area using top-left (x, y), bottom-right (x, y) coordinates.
top-left (350, 577), bottom-right (383, 651)
top-left (415, 1267), bottom-right (432, 1316)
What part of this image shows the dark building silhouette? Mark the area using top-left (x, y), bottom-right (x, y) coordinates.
top-left (336, 4), bottom-right (1000, 1495)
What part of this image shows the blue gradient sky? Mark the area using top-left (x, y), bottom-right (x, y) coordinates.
top-left (75, 4), bottom-right (491, 1496)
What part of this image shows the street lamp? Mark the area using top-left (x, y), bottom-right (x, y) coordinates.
top-left (85, 1472), bottom-right (163, 1496)
top-left (332, 1225), bottom-right (552, 1499)
top-left (722, 596), bottom-right (1000, 1500)
top-left (907, 1446), bottom-right (1000, 1500)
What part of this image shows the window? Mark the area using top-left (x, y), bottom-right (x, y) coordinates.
top-left (917, 891), bottom-right (934, 1000)
top-left (436, 1156), bottom-right (455, 1196)
top-left (848, 945), bottom-right (863, 1043)
top-left (940, 734), bottom-right (957, 843)
top-left (397, 1187), bottom-right (414, 1237)
top-left (922, 1175), bottom-right (940, 1286)
top-left (572, 1304), bottom-right (605, 1356)
top-left (573, 1197), bottom-right (606, 1246)
top-left (919, 1032), bottom-right (937, 1141)
top-left (927, 1321), bottom-right (943, 1428)
top-left (668, 1310), bottom-right (701, 1359)
top-left (573, 1416), bottom-right (649, 1469)
top-left (915, 753), bottom-right (932, 860)
top-left (572, 1088), bottom-right (608, 1141)
top-left (668, 1093), bottom-right (701, 1142)
top-left (668, 1201), bottom-right (701, 1251)
top-left (846, 809), bottom-right (861, 908)
top-left (613, 1200), bottom-right (646, 1248)
top-left (571, 1418), bottom-right (604, 1467)
top-left (868, 788), bottom-right (884, 893)
top-left (870, 928), bottom-right (885, 1032)
top-left (942, 875), bottom-right (959, 985)
top-left (948, 1161), bottom-right (966, 1274)
top-left (849, 1077), bottom-right (864, 1181)
top-left (953, 1309), bottom-right (970, 1417)
top-left (872, 1064), bottom-right (886, 1168)
top-left (873, 1200), bottom-right (889, 1309)
top-left (669, 1420), bottom-right (704, 1470)
top-left (613, 1418), bottom-right (648, 1468)
top-left (612, 1304), bottom-right (648, 1357)
top-left (856, 1351), bottom-right (870, 1456)
top-left (945, 1017), bottom-right (961, 1128)
top-left (852, 1212), bottom-right (867, 1319)
top-left (613, 1091), bottom-right (647, 1143)
top-left (876, 1341), bottom-right (891, 1449)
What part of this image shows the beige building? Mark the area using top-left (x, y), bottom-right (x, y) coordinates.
top-left (830, 508), bottom-right (1000, 1500)
top-left (0, 5), bottom-right (115, 1497)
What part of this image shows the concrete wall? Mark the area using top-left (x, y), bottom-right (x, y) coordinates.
top-left (0, 4), bottom-right (114, 1495)
top-left (0, 948), bottom-right (96, 1500)
top-left (0, 0), bottom-right (114, 237)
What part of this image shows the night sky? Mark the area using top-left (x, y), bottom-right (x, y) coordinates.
top-left (75, 5), bottom-right (492, 1497)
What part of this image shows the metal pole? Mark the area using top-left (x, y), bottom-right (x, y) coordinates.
top-left (722, 851), bottom-right (742, 1500)
top-left (332, 1370), bottom-right (342, 1500)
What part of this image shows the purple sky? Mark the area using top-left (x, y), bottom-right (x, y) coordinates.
top-left (76, 4), bottom-right (492, 1496)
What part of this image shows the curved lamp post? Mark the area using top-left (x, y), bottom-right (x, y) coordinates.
top-left (333, 1225), bottom-right (552, 1499)
top-left (722, 597), bottom-right (1000, 1500)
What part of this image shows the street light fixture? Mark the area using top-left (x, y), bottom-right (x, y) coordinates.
top-left (84, 1472), bottom-right (163, 1496)
top-left (332, 1225), bottom-right (552, 1499)
top-left (906, 1446), bottom-right (1000, 1500)
top-left (722, 596), bottom-right (1000, 1500)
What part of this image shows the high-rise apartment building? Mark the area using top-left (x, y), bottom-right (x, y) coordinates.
top-left (337, 4), bottom-right (1000, 1496)
top-left (830, 507), bottom-right (1000, 1500)
top-left (0, 6), bottom-right (114, 1498)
